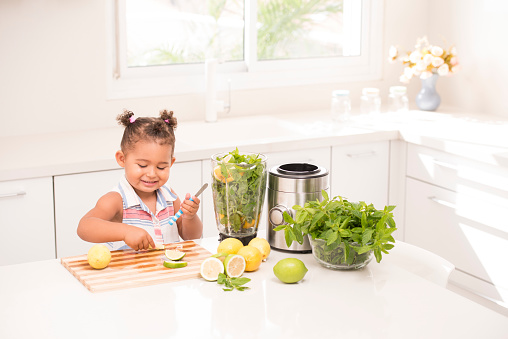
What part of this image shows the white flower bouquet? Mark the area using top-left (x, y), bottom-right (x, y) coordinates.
top-left (389, 36), bottom-right (460, 83)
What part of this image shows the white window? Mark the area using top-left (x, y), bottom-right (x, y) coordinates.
top-left (107, 0), bottom-right (383, 99)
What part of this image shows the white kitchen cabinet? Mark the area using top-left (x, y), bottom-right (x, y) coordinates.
top-left (201, 147), bottom-right (331, 238)
top-left (54, 161), bottom-right (202, 258)
top-left (405, 144), bottom-right (508, 306)
top-left (331, 141), bottom-right (389, 208)
top-left (0, 177), bottom-right (55, 265)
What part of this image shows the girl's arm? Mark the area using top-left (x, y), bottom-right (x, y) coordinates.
top-left (77, 192), bottom-right (156, 250)
top-left (175, 193), bottom-right (203, 240)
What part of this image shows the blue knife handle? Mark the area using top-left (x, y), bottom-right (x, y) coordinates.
top-left (168, 197), bottom-right (194, 226)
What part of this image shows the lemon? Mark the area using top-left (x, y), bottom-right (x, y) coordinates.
top-left (273, 258), bottom-right (308, 283)
top-left (223, 254), bottom-right (246, 278)
top-left (243, 219), bottom-right (257, 229)
top-left (87, 244), bottom-right (111, 269)
top-left (217, 238), bottom-right (244, 255)
top-left (248, 237), bottom-right (271, 261)
top-left (200, 257), bottom-right (225, 281)
top-left (237, 245), bottom-right (262, 272)
top-left (213, 165), bottom-right (234, 183)
top-left (163, 260), bottom-right (187, 268)
top-left (165, 249), bottom-right (186, 261)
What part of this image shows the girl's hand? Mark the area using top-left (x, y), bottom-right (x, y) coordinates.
top-left (181, 193), bottom-right (200, 219)
top-left (123, 225), bottom-right (155, 250)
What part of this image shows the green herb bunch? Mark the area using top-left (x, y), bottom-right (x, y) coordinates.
top-left (217, 273), bottom-right (251, 291)
top-left (212, 148), bottom-right (267, 233)
top-left (274, 190), bottom-right (397, 263)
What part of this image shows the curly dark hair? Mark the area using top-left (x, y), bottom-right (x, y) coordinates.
top-left (116, 109), bottom-right (178, 155)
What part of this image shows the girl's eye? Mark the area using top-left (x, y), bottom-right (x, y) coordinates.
top-left (138, 164), bottom-right (147, 168)
top-left (157, 166), bottom-right (167, 170)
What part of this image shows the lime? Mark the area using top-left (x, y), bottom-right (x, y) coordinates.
top-left (87, 244), bottom-right (111, 269)
top-left (273, 258), bottom-right (308, 283)
top-left (223, 254), bottom-right (246, 278)
top-left (163, 260), bottom-right (188, 268)
top-left (248, 237), bottom-right (271, 261)
top-left (217, 238), bottom-right (244, 255)
top-left (237, 245), bottom-right (262, 272)
top-left (165, 249), bottom-right (186, 261)
top-left (200, 257), bottom-right (225, 281)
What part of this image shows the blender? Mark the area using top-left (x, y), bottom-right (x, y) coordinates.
top-left (211, 151), bottom-right (267, 245)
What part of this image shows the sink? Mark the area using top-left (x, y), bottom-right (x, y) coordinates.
top-left (175, 115), bottom-right (305, 148)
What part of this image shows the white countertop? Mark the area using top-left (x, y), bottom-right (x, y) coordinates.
top-left (1, 236), bottom-right (507, 339)
top-left (2, 109), bottom-right (508, 182)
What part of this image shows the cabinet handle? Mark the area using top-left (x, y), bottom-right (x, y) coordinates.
top-left (0, 191), bottom-right (26, 199)
top-left (432, 159), bottom-right (458, 171)
top-left (346, 151), bottom-right (377, 158)
top-left (428, 196), bottom-right (456, 209)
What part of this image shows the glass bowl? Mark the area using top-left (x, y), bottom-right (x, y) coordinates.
top-left (309, 237), bottom-right (373, 270)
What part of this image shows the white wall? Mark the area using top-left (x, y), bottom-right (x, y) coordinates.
top-left (1, 0), bottom-right (433, 138)
top-left (427, 0), bottom-right (508, 117)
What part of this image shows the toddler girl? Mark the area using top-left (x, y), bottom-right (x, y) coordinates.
top-left (77, 110), bottom-right (203, 250)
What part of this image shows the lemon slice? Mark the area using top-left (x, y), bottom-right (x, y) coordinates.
top-left (163, 260), bottom-right (188, 269)
top-left (165, 249), bottom-right (186, 261)
top-left (200, 257), bottom-right (225, 281)
top-left (224, 254), bottom-right (246, 278)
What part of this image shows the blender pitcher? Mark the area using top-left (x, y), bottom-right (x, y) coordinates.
top-left (211, 151), bottom-right (267, 245)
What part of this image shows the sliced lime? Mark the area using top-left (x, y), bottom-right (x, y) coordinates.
top-left (200, 257), bottom-right (225, 281)
top-left (165, 249), bottom-right (186, 261)
top-left (224, 254), bottom-right (246, 278)
top-left (163, 260), bottom-right (188, 269)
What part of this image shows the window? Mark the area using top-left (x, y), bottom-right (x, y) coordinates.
top-left (108, 0), bottom-right (383, 98)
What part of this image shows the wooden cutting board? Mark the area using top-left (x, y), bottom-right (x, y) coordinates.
top-left (61, 241), bottom-right (212, 293)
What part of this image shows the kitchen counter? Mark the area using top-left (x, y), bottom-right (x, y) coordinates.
top-left (1, 236), bottom-right (507, 339)
top-left (2, 109), bottom-right (508, 182)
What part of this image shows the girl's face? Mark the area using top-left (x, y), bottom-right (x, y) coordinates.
top-left (115, 140), bottom-right (175, 199)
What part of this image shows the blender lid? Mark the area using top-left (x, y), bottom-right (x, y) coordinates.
top-left (270, 163), bottom-right (327, 179)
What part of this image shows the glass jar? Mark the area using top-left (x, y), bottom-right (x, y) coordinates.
top-left (388, 86), bottom-right (409, 113)
top-left (360, 87), bottom-right (381, 115)
top-left (331, 89), bottom-right (351, 123)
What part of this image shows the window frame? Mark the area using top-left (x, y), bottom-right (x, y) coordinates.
top-left (106, 0), bottom-right (383, 99)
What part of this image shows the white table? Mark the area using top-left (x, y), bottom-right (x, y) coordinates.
top-left (1, 236), bottom-right (507, 339)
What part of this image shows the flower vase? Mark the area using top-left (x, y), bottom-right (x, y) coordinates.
top-left (415, 73), bottom-right (441, 111)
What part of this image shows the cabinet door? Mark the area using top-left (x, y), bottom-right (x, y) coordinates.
top-left (201, 147), bottom-right (331, 238)
top-left (54, 169), bottom-right (124, 258)
top-left (54, 161), bottom-right (201, 258)
top-left (0, 177), bottom-right (55, 265)
top-left (405, 177), bottom-right (508, 290)
top-left (331, 141), bottom-right (389, 208)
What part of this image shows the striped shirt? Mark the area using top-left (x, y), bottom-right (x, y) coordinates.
top-left (106, 175), bottom-right (180, 250)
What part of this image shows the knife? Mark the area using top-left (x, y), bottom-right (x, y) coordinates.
top-left (168, 183), bottom-right (208, 226)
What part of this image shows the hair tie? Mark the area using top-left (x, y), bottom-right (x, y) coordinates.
top-left (164, 119), bottom-right (169, 123)
top-left (129, 116), bottom-right (137, 123)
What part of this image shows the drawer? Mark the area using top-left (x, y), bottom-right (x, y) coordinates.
top-left (405, 177), bottom-right (508, 290)
top-left (406, 144), bottom-right (508, 193)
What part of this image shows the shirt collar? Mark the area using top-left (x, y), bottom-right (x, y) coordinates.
top-left (119, 175), bottom-right (177, 212)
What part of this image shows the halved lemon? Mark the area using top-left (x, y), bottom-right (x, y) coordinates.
top-left (165, 249), bottom-right (186, 261)
top-left (213, 165), bottom-right (234, 183)
top-left (224, 254), bottom-right (246, 278)
top-left (163, 260), bottom-right (188, 268)
top-left (200, 257), bottom-right (225, 281)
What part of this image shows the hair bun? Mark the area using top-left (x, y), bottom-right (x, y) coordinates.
top-left (160, 109), bottom-right (178, 129)
top-left (117, 109), bottom-right (134, 127)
